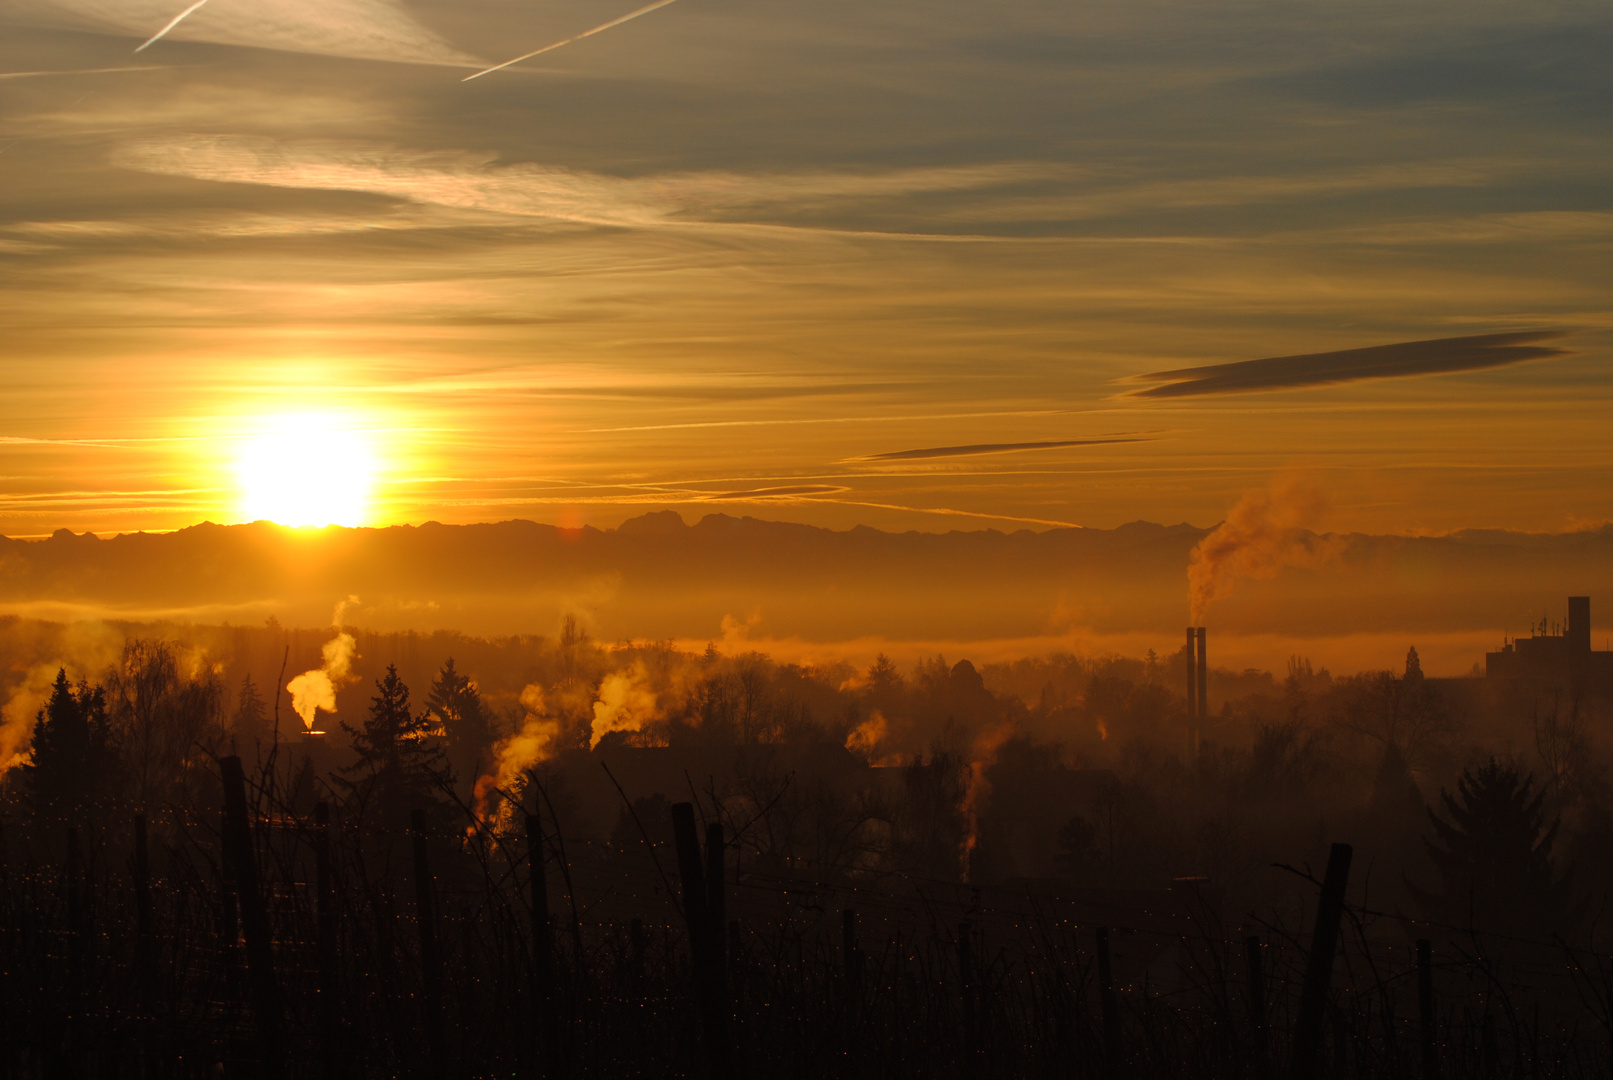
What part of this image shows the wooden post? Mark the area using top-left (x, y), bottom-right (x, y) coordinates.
top-left (629, 917), bottom-right (645, 986)
top-left (706, 822), bottom-right (727, 979)
top-left (411, 808), bottom-right (447, 1077)
top-left (63, 825), bottom-right (84, 1075)
top-left (1245, 936), bottom-right (1268, 1080)
top-left (133, 811), bottom-right (156, 1078)
top-left (843, 908), bottom-right (862, 988)
top-left (0, 818), bottom-right (8, 1080)
top-left (133, 812), bottom-right (152, 993)
top-left (672, 803), bottom-right (733, 1080)
top-left (672, 803), bottom-right (709, 955)
top-left (65, 827), bottom-right (83, 989)
top-left (1095, 926), bottom-right (1123, 1075)
top-left (1418, 938), bottom-right (1438, 1080)
top-left (703, 820), bottom-right (733, 1074)
top-left (957, 919), bottom-right (978, 1076)
top-left (314, 802), bottom-right (341, 1078)
top-left (220, 755), bottom-right (284, 1079)
top-left (220, 877), bottom-right (243, 1001)
top-left (526, 812), bottom-right (555, 1079)
top-left (1289, 843), bottom-right (1352, 1080)
top-left (0, 814), bottom-right (9, 1077)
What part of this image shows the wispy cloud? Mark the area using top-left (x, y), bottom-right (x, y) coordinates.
top-left (859, 435), bottom-right (1152, 461)
top-left (1127, 331), bottom-right (1572, 398)
top-left (10, 0), bottom-right (477, 65)
top-left (700, 484), bottom-right (848, 499)
top-left (112, 136), bottom-right (1074, 230)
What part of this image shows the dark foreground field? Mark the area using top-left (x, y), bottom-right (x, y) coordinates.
top-left (1, 756), bottom-right (1609, 1080)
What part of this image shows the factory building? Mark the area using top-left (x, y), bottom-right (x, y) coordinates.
top-left (1486, 596), bottom-right (1613, 693)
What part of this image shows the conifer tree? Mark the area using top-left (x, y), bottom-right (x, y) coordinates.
top-left (232, 673), bottom-right (269, 752)
top-left (26, 669), bottom-right (119, 824)
top-left (1415, 758), bottom-right (1575, 938)
top-left (339, 664), bottom-right (449, 828)
top-left (425, 657), bottom-right (492, 796)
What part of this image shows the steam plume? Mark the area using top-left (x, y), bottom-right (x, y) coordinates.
top-left (286, 598), bottom-right (359, 729)
top-left (844, 711), bottom-right (888, 757)
top-left (959, 723), bottom-right (1016, 883)
top-left (590, 662), bottom-right (658, 749)
top-left (473, 684), bottom-right (561, 829)
top-left (1188, 476), bottom-right (1342, 623)
top-left (0, 664), bottom-right (61, 776)
top-left (844, 710), bottom-right (907, 767)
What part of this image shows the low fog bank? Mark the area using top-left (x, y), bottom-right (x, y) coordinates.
top-left (3, 515), bottom-right (1613, 665)
top-left (3, 608), bottom-right (1609, 943)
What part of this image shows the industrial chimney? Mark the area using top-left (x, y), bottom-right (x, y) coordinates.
top-left (1196, 627), bottom-right (1208, 726)
top-left (1185, 627), bottom-right (1198, 722)
top-left (1185, 626), bottom-right (1208, 753)
top-left (1570, 596), bottom-right (1591, 654)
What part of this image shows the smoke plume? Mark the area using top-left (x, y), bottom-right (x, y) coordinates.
top-left (0, 621), bottom-right (123, 778)
top-left (286, 598), bottom-right (359, 729)
top-left (845, 711), bottom-right (888, 757)
top-left (590, 662), bottom-right (659, 749)
top-left (0, 664), bottom-right (61, 776)
top-left (473, 683), bottom-right (561, 829)
top-left (1188, 476), bottom-right (1343, 624)
top-left (844, 710), bottom-right (908, 767)
top-left (959, 722), bottom-right (1017, 882)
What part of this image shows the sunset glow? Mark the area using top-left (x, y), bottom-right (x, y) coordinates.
top-left (234, 415), bottom-right (377, 527)
top-left (1, 0), bottom-right (1610, 1065)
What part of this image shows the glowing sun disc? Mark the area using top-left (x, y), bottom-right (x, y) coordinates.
top-left (235, 415), bottom-right (377, 527)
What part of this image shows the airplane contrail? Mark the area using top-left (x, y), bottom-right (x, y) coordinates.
top-left (0, 65), bottom-right (167, 79)
top-left (134, 0), bottom-right (211, 53)
top-left (463, 0), bottom-right (681, 81)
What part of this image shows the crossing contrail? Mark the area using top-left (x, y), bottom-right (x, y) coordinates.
top-left (462, 0), bottom-right (680, 81)
top-left (134, 0), bottom-right (212, 52)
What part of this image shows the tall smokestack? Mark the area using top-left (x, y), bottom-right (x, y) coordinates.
top-left (1569, 596), bottom-right (1591, 654)
top-left (1196, 627), bottom-right (1208, 726)
top-left (1185, 628), bottom-right (1198, 723)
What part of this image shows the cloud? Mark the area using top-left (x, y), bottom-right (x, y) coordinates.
top-left (0, 64), bottom-right (169, 79)
top-left (702, 485), bottom-right (847, 499)
top-left (1129, 331), bottom-right (1571, 398)
top-left (112, 136), bottom-right (1065, 230)
top-left (464, 0), bottom-right (684, 82)
top-left (5, 0), bottom-right (478, 66)
top-left (860, 435), bottom-right (1150, 461)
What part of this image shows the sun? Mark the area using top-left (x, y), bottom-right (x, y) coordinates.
top-left (235, 414), bottom-right (378, 527)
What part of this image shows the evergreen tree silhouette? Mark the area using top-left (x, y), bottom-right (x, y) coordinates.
top-left (425, 657), bottom-right (491, 797)
top-left (25, 669), bottom-right (119, 825)
top-left (232, 673), bottom-right (270, 754)
top-left (1415, 758), bottom-right (1575, 938)
top-left (339, 664), bottom-right (450, 829)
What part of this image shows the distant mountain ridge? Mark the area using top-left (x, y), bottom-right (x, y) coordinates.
top-left (2, 513), bottom-right (1611, 642)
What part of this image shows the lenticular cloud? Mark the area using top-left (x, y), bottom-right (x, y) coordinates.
top-left (6, 0), bottom-right (479, 66)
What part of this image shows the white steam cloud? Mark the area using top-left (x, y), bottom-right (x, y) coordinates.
top-left (473, 683), bottom-right (561, 830)
top-left (286, 597), bottom-right (359, 730)
top-left (589, 661), bottom-right (659, 748)
top-left (1188, 475), bottom-right (1344, 624)
top-left (0, 664), bottom-right (62, 776)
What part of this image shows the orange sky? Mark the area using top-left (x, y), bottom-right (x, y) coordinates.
top-left (1, 0), bottom-right (1610, 538)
